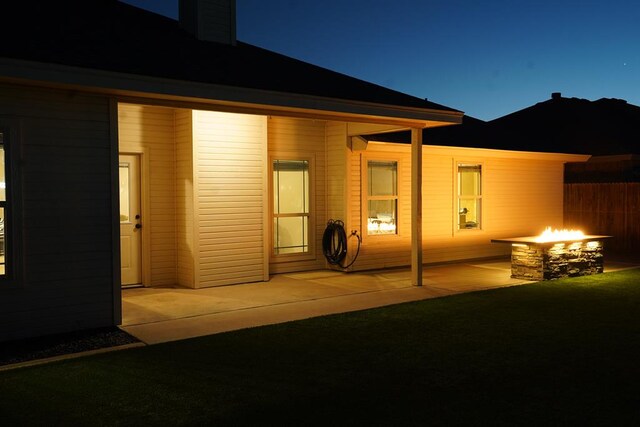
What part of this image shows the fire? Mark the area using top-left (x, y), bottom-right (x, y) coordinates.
top-left (534, 227), bottom-right (585, 243)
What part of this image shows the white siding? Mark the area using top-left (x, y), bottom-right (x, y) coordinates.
top-left (175, 109), bottom-right (195, 287)
top-left (118, 104), bottom-right (177, 286)
top-left (119, 106), bottom-right (268, 289)
top-left (326, 122), bottom-right (348, 221)
top-left (192, 110), bottom-right (267, 287)
top-left (0, 83), bottom-right (114, 341)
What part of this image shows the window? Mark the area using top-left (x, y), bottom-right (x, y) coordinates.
top-left (0, 122), bottom-right (20, 283)
top-left (367, 160), bottom-right (398, 235)
top-left (119, 163), bottom-right (130, 222)
top-left (272, 159), bottom-right (310, 255)
top-left (457, 163), bottom-right (482, 230)
top-left (0, 131), bottom-right (8, 276)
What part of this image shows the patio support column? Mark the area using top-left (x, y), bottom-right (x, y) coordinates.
top-left (411, 128), bottom-right (423, 286)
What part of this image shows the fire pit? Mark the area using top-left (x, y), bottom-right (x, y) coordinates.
top-left (492, 228), bottom-right (611, 280)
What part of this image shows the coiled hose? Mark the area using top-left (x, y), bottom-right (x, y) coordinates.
top-left (322, 219), bottom-right (361, 269)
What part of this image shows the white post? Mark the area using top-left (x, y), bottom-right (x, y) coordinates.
top-left (411, 128), bottom-right (423, 286)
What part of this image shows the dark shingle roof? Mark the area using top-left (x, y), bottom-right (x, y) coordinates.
top-left (487, 96), bottom-right (640, 155)
top-left (368, 115), bottom-right (487, 146)
top-left (371, 95), bottom-right (640, 155)
top-left (0, 0), bottom-right (458, 113)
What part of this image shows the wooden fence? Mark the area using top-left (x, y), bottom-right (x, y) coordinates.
top-left (564, 183), bottom-right (640, 253)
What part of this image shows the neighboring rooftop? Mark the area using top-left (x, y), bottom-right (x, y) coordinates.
top-left (488, 92), bottom-right (640, 155)
top-left (0, 0), bottom-right (457, 114)
top-left (371, 93), bottom-right (640, 156)
top-left (565, 154), bottom-right (640, 183)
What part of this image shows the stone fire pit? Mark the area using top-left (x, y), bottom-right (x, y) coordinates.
top-left (491, 234), bottom-right (611, 280)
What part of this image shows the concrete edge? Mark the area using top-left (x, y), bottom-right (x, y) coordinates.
top-left (0, 342), bottom-right (147, 372)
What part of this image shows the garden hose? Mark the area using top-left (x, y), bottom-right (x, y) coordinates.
top-left (322, 219), bottom-right (361, 269)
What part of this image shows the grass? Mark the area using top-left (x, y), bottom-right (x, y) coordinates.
top-left (1, 269), bottom-right (640, 425)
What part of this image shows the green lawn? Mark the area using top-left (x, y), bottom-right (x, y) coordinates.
top-left (2, 269), bottom-right (640, 425)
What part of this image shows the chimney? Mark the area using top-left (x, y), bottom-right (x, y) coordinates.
top-left (551, 92), bottom-right (562, 100)
top-left (179, 0), bottom-right (236, 45)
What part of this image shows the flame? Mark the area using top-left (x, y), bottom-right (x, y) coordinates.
top-left (534, 227), bottom-right (585, 243)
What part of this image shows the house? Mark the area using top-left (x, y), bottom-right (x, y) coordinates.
top-left (380, 93), bottom-right (640, 254)
top-left (0, 0), bottom-right (586, 343)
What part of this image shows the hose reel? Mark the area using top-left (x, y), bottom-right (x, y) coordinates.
top-left (322, 219), bottom-right (361, 269)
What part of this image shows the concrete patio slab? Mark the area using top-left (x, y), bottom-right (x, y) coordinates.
top-left (120, 259), bottom-right (638, 345)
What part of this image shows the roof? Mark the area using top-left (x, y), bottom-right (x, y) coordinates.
top-left (487, 95), bottom-right (640, 155)
top-left (371, 94), bottom-right (640, 155)
top-left (565, 155), bottom-right (640, 183)
top-left (367, 115), bottom-right (489, 146)
top-left (0, 0), bottom-right (459, 116)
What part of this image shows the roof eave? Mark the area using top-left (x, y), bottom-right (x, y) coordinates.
top-left (0, 57), bottom-right (462, 127)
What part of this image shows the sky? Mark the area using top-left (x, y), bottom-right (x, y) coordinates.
top-left (121, 0), bottom-right (640, 121)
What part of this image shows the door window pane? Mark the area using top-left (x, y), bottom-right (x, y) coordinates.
top-left (0, 133), bottom-right (7, 276)
top-left (0, 207), bottom-right (4, 275)
top-left (0, 144), bottom-right (5, 202)
top-left (119, 164), bottom-right (130, 222)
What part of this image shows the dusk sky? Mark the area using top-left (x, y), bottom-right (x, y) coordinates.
top-left (122, 0), bottom-right (640, 121)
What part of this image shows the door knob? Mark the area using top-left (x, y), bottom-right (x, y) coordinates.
top-left (135, 224), bottom-right (142, 229)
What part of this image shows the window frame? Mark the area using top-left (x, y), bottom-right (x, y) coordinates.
top-left (269, 153), bottom-right (316, 262)
top-left (454, 160), bottom-right (484, 233)
top-left (362, 154), bottom-right (402, 240)
top-left (0, 119), bottom-right (23, 286)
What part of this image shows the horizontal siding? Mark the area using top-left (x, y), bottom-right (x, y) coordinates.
top-left (326, 122), bottom-right (347, 222)
top-left (347, 143), bottom-right (569, 270)
top-left (118, 103), bottom-right (177, 286)
top-left (268, 116), bottom-right (327, 274)
top-left (485, 158), bottom-right (564, 237)
top-left (0, 83), bottom-right (114, 341)
top-left (349, 147), bottom-right (412, 271)
top-left (193, 110), bottom-right (267, 287)
top-left (175, 109), bottom-right (195, 287)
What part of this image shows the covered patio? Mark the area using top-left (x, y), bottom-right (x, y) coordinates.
top-left (120, 259), bottom-right (637, 344)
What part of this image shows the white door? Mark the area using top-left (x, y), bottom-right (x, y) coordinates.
top-left (119, 154), bottom-right (142, 286)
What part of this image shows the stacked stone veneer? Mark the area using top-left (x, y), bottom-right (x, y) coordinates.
top-left (511, 240), bottom-right (604, 280)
